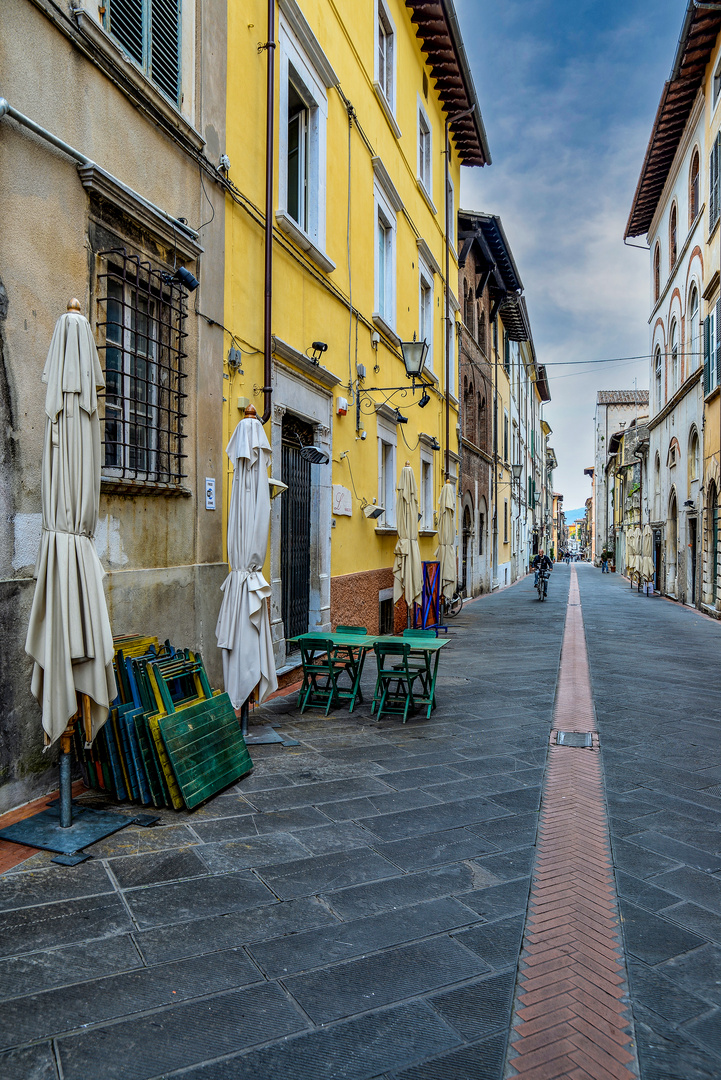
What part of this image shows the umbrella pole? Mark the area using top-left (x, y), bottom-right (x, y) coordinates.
top-left (59, 723), bottom-right (75, 828)
top-left (240, 696), bottom-right (250, 739)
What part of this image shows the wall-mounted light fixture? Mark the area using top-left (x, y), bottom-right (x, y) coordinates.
top-left (311, 341), bottom-right (328, 364)
top-left (399, 334), bottom-right (429, 380)
top-left (355, 336), bottom-right (433, 430)
top-left (163, 266), bottom-right (199, 292)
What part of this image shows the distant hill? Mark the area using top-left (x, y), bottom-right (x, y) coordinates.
top-left (564, 507), bottom-right (586, 524)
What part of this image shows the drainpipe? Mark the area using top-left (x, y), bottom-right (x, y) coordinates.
top-left (261, 0), bottom-right (276, 425)
top-left (444, 118), bottom-right (451, 482)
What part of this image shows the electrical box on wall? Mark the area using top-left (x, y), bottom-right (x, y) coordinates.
top-left (337, 397), bottom-right (348, 416)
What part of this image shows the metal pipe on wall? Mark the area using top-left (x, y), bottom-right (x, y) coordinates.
top-left (261, 0), bottom-right (276, 425)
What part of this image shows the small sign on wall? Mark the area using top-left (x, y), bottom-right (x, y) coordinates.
top-left (205, 478), bottom-right (216, 510)
top-left (332, 485), bottom-right (353, 516)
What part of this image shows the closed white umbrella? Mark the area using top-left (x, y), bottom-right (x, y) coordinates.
top-left (25, 301), bottom-right (116, 747)
top-left (216, 406), bottom-right (278, 709)
top-left (625, 527), bottom-right (637, 577)
top-left (435, 479), bottom-right (457, 599)
top-left (641, 523), bottom-right (654, 581)
top-left (393, 462), bottom-right (423, 608)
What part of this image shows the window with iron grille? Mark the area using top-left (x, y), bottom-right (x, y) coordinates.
top-left (96, 250), bottom-right (188, 487)
top-left (105, 0), bottom-right (181, 105)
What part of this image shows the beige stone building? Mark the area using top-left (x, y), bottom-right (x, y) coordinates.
top-left (0, 0), bottom-right (228, 809)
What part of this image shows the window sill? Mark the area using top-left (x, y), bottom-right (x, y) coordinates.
top-left (418, 528), bottom-right (436, 537)
top-left (374, 525), bottom-right (397, 535)
top-left (101, 476), bottom-right (192, 497)
top-left (372, 313), bottom-right (401, 347)
top-left (276, 211), bottom-right (335, 274)
top-left (72, 8), bottom-right (205, 153)
top-left (417, 180), bottom-right (437, 216)
top-left (373, 82), bottom-right (402, 139)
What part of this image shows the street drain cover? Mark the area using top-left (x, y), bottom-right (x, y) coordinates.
top-left (557, 731), bottom-right (593, 748)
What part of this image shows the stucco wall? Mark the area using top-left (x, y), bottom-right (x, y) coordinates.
top-left (0, 0), bottom-right (227, 808)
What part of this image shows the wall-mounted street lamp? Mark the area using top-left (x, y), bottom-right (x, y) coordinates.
top-left (512, 463), bottom-right (523, 482)
top-left (355, 336), bottom-right (434, 430)
top-left (399, 336), bottom-right (429, 380)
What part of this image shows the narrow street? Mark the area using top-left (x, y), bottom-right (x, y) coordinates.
top-left (2, 565), bottom-right (721, 1080)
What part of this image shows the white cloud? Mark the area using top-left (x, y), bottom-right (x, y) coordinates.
top-left (455, 0), bottom-right (679, 504)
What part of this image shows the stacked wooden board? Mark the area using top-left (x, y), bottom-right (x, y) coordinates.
top-left (76, 636), bottom-right (253, 811)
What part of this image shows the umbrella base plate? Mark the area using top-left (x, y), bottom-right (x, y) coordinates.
top-left (0, 806), bottom-right (135, 856)
top-left (244, 725), bottom-right (300, 747)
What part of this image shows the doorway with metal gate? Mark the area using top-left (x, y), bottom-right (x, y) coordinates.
top-left (689, 517), bottom-right (697, 606)
top-left (461, 505), bottom-right (472, 594)
top-left (281, 414), bottom-right (313, 648)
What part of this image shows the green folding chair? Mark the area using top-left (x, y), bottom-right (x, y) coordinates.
top-left (298, 639), bottom-right (353, 715)
top-left (334, 626), bottom-right (369, 710)
top-left (371, 642), bottom-right (425, 723)
top-left (402, 629), bottom-right (437, 705)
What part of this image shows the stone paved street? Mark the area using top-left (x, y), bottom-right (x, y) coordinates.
top-left (2, 564), bottom-right (721, 1079)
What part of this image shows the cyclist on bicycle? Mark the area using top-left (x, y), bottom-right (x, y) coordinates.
top-left (532, 550), bottom-right (553, 590)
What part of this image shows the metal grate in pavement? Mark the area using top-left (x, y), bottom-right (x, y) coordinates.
top-left (556, 731), bottom-right (593, 748)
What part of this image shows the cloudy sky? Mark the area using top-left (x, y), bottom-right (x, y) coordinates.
top-left (456, 0), bottom-right (683, 510)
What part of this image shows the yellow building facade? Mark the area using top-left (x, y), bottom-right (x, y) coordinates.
top-left (223, 0), bottom-right (489, 668)
top-left (702, 22), bottom-right (721, 610)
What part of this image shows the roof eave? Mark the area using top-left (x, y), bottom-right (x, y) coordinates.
top-left (405, 0), bottom-right (491, 168)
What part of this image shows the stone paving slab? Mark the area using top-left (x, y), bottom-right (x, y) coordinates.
top-left (5, 566), bottom-right (685, 1079)
top-left (581, 567), bottom-right (721, 1080)
top-left (0, 571), bottom-right (568, 1080)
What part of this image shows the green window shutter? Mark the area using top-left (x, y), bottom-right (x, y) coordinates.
top-left (107, 0), bottom-right (143, 64)
top-left (150, 0), bottom-right (181, 104)
top-left (716, 299), bottom-right (721, 389)
top-left (704, 314), bottom-right (711, 396)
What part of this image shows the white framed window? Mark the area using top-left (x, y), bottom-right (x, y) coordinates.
top-left (374, 181), bottom-right (397, 332)
top-left (420, 451), bottom-right (433, 529)
top-left (419, 256), bottom-right (434, 372)
top-left (654, 346), bottom-right (662, 409)
top-left (375, 0), bottom-right (396, 115)
top-left (287, 78), bottom-right (309, 231)
top-left (670, 319), bottom-right (678, 392)
top-left (377, 434), bottom-right (397, 527)
top-left (278, 14), bottom-right (329, 255)
top-left (418, 97), bottom-right (432, 196)
top-left (689, 285), bottom-right (700, 371)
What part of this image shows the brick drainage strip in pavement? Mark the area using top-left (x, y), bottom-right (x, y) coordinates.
top-left (507, 567), bottom-right (639, 1080)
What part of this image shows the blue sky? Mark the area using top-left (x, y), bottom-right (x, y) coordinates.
top-left (456, 0), bottom-right (683, 507)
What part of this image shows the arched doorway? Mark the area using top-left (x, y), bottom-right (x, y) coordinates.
top-left (461, 505), bottom-right (472, 595)
top-left (667, 491), bottom-right (678, 596)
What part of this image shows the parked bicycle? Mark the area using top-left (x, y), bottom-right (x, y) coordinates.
top-left (440, 590), bottom-right (463, 618)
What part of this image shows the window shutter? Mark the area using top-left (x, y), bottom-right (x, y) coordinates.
top-left (108, 0), bottom-right (143, 64)
top-left (712, 141), bottom-right (718, 227)
top-left (150, 0), bottom-right (181, 102)
top-left (716, 298), bottom-right (721, 388)
top-left (704, 314), bottom-right (711, 396)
